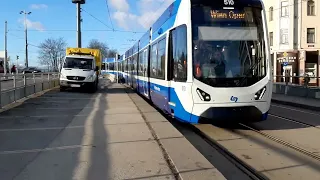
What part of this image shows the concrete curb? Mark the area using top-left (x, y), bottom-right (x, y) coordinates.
top-left (271, 98), bottom-right (320, 111)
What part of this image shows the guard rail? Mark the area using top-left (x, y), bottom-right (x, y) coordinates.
top-left (273, 75), bottom-right (320, 99)
top-left (0, 72), bottom-right (60, 108)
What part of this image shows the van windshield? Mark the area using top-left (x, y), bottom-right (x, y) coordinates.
top-left (63, 57), bottom-right (93, 70)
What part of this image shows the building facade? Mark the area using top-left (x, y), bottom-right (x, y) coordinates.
top-left (264, 0), bottom-right (320, 86)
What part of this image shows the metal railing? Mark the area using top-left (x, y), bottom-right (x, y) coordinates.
top-left (273, 75), bottom-right (320, 99)
top-left (0, 72), bottom-right (60, 108)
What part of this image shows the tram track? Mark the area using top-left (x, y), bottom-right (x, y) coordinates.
top-left (189, 124), bottom-right (269, 180)
top-left (192, 120), bottom-right (320, 180)
top-left (238, 122), bottom-right (320, 162)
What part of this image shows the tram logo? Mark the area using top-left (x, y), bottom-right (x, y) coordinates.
top-left (230, 96), bottom-right (238, 102)
top-left (224, 0), bottom-right (234, 6)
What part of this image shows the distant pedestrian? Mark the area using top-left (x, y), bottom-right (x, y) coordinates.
top-left (11, 65), bottom-right (16, 74)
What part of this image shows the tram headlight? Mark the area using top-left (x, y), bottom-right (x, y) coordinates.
top-left (254, 86), bottom-right (266, 100)
top-left (196, 88), bottom-right (211, 102)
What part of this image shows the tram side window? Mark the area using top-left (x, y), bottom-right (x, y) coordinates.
top-left (133, 54), bottom-right (137, 75)
top-left (151, 43), bottom-right (158, 78)
top-left (170, 25), bottom-right (187, 81)
top-left (135, 54), bottom-right (138, 75)
top-left (157, 38), bottom-right (166, 80)
top-left (125, 60), bottom-right (128, 73)
top-left (138, 51), bottom-right (143, 76)
top-left (131, 57), bottom-right (134, 74)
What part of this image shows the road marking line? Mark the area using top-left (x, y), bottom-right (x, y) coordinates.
top-left (36, 97), bottom-right (97, 99)
top-left (0, 126), bottom-right (85, 132)
top-left (0, 112), bottom-right (142, 118)
top-left (0, 145), bottom-right (91, 155)
top-left (13, 107), bottom-right (87, 110)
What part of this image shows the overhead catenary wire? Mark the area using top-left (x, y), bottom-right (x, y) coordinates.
top-left (7, 29), bottom-right (145, 33)
top-left (105, 0), bottom-right (115, 31)
top-left (81, 8), bottom-right (113, 30)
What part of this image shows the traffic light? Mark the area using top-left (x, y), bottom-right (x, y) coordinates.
top-left (16, 55), bottom-right (19, 60)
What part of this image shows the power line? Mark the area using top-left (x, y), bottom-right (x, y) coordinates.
top-left (28, 43), bottom-right (42, 49)
top-left (81, 8), bottom-right (113, 30)
top-left (105, 0), bottom-right (114, 31)
top-left (7, 29), bottom-right (145, 33)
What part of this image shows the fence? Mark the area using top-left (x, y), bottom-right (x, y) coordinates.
top-left (273, 75), bottom-right (320, 99)
top-left (0, 72), bottom-right (60, 108)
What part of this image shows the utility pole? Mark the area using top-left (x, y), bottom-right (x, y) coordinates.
top-left (72, 0), bottom-right (85, 48)
top-left (77, 3), bottom-right (81, 48)
top-left (20, 10), bottom-right (31, 68)
top-left (4, 21), bottom-right (7, 76)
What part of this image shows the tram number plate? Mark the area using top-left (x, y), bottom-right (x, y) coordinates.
top-left (71, 84), bottom-right (81, 87)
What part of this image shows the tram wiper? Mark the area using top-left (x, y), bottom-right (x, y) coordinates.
top-left (237, 57), bottom-right (263, 86)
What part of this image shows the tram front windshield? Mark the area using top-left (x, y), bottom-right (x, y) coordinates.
top-left (192, 4), bottom-right (267, 87)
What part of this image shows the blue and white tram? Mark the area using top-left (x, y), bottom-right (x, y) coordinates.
top-left (122, 0), bottom-right (272, 124)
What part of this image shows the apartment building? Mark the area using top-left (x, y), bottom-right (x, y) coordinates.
top-left (264, 0), bottom-right (320, 85)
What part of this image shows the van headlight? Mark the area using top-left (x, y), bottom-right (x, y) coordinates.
top-left (60, 73), bottom-right (66, 79)
top-left (86, 75), bottom-right (94, 81)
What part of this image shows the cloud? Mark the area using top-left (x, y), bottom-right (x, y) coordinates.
top-left (110, 0), bottom-right (174, 30)
top-left (18, 18), bottom-right (45, 31)
top-left (113, 11), bottom-right (138, 30)
top-left (30, 4), bottom-right (48, 10)
top-left (109, 0), bottom-right (129, 12)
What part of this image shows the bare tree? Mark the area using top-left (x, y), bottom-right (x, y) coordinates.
top-left (87, 39), bottom-right (118, 59)
top-left (38, 37), bottom-right (67, 72)
top-left (107, 49), bottom-right (118, 58)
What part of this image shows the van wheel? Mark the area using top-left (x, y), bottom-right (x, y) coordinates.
top-left (60, 87), bottom-right (66, 92)
top-left (89, 82), bottom-right (97, 93)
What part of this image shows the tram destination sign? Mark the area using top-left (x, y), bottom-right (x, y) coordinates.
top-left (210, 10), bottom-right (245, 20)
top-left (204, 9), bottom-right (254, 22)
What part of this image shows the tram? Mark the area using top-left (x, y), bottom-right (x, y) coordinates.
top-left (110, 0), bottom-right (272, 123)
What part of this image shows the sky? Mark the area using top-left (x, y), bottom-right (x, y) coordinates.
top-left (0, 0), bottom-right (174, 67)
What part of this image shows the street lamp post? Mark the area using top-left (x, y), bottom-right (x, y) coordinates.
top-left (72, 0), bottom-right (85, 48)
top-left (20, 10), bottom-right (31, 68)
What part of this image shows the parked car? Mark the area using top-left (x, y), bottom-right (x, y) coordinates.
top-left (21, 67), bottom-right (42, 74)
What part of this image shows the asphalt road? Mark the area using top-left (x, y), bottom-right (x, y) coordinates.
top-left (0, 85), bottom-right (101, 180)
